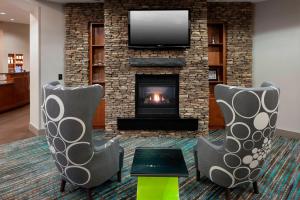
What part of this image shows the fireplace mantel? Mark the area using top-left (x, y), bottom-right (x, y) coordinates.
top-left (129, 58), bottom-right (186, 67)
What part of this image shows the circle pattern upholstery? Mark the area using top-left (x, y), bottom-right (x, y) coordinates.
top-left (209, 84), bottom-right (280, 188)
top-left (42, 86), bottom-right (93, 186)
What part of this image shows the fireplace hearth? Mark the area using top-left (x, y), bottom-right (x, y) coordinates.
top-left (117, 74), bottom-right (198, 131)
top-left (136, 74), bottom-right (179, 118)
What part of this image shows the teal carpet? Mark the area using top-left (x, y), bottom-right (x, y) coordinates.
top-left (0, 130), bottom-right (299, 200)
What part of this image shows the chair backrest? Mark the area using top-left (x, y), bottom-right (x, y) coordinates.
top-left (214, 82), bottom-right (280, 186)
top-left (41, 81), bottom-right (103, 186)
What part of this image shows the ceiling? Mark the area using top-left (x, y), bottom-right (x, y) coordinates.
top-left (0, 0), bottom-right (30, 24)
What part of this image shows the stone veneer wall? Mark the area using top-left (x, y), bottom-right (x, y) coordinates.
top-left (63, 1), bottom-right (254, 137)
top-left (208, 3), bottom-right (254, 87)
top-left (104, 0), bottom-right (208, 137)
top-left (64, 3), bottom-right (104, 86)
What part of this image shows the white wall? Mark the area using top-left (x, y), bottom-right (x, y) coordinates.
top-left (30, 7), bottom-right (40, 132)
top-left (253, 0), bottom-right (300, 133)
top-left (0, 22), bottom-right (30, 72)
top-left (40, 2), bottom-right (65, 88)
top-left (29, 1), bottom-right (65, 131)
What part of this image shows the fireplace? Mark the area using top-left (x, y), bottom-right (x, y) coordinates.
top-left (136, 74), bottom-right (179, 118)
top-left (117, 74), bottom-right (198, 131)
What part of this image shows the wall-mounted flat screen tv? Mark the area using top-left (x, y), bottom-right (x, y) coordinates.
top-left (128, 10), bottom-right (190, 49)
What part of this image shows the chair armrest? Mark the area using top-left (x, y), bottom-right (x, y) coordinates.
top-left (92, 133), bottom-right (120, 151)
top-left (89, 138), bottom-right (121, 176)
top-left (92, 136), bottom-right (122, 167)
top-left (195, 136), bottom-right (224, 176)
top-left (196, 136), bottom-right (223, 153)
top-left (93, 139), bottom-right (108, 151)
top-left (93, 136), bottom-right (120, 154)
top-left (194, 137), bottom-right (222, 165)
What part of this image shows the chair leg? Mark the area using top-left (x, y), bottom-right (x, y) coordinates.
top-left (118, 147), bottom-right (124, 183)
top-left (60, 179), bottom-right (66, 193)
top-left (119, 148), bottom-right (124, 170)
top-left (193, 149), bottom-right (200, 181)
top-left (225, 188), bottom-right (231, 200)
top-left (86, 189), bottom-right (93, 200)
top-left (253, 181), bottom-right (259, 194)
top-left (196, 169), bottom-right (201, 181)
top-left (117, 170), bottom-right (122, 182)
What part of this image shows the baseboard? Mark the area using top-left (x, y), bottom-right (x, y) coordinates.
top-left (275, 129), bottom-right (300, 139)
top-left (29, 123), bottom-right (46, 136)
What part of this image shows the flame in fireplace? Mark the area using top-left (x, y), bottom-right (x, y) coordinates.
top-left (144, 92), bottom-right (170, 104)
top-left (153, 93), bottom-right (160, 102)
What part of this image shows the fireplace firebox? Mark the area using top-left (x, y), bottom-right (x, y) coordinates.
top-left (136, 74), bottom-right (179, 118)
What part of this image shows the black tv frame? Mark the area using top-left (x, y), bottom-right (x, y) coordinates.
top-left (128, 9), bottom-right (191, 49)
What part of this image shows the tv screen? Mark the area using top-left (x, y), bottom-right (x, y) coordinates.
top-left (128, 10), bottom-right (190, 48)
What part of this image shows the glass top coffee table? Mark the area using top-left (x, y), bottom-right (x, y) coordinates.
top-left (131, 147), bottom-right (189, 200)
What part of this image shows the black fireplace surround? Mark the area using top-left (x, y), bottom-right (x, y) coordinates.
top-left (136, 74), bottom-right (179, 118)
top-left (117, 74), bottom-right (198, 131)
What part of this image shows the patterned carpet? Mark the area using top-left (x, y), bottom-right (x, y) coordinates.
top-left (0, 130), bottom-right (299, 200)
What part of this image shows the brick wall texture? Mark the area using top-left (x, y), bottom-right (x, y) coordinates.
top-left (64, 1), bottom-right (254, 137)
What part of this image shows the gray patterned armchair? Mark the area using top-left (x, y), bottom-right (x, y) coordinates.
top-left (41, 81), bottom-right (124, 199)
top-left (194, 82), bottom-right (280, 199)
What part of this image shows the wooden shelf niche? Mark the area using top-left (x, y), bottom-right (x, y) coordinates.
top-left (8, 53), bottom-right (24, 73)
top-left (89, 22), bottom-right (105, 129)
top-left (208, 23), bottom-right (227, 130)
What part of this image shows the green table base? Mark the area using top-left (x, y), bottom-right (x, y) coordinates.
top-left (137, 177), bottom-right (179, 200)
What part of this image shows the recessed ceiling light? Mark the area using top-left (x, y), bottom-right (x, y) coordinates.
top-left (0, 12), bottom-right (6, 15)
top-left (10, 18), bottom-right (15, 21)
